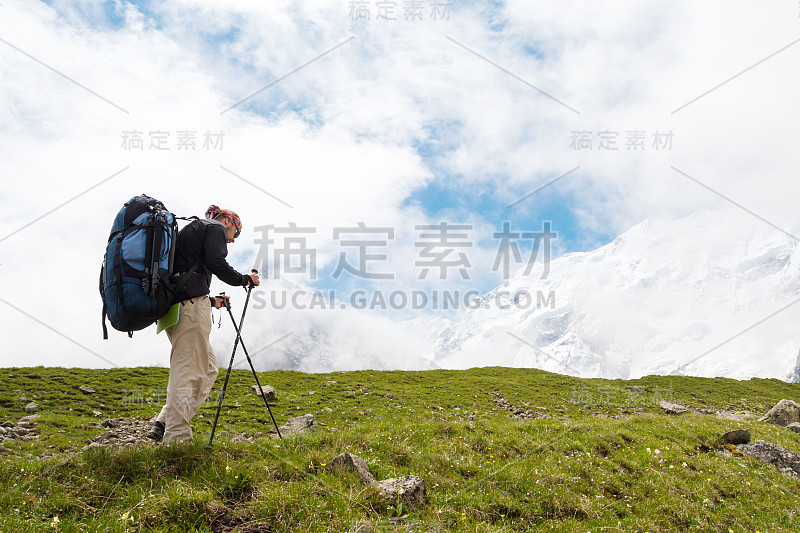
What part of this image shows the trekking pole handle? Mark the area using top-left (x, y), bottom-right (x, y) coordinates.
top-left (217, 292), bottom-right (231, 311)
top-left (245, 269), bottom-right (258, 290)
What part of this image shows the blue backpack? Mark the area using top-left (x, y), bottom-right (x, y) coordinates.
top-left (100, 195), bottom-right (198, 339)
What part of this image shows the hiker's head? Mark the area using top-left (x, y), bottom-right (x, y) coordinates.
top-left (205, 204), bottom-right (242, 243)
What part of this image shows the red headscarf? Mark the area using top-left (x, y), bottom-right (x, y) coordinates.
top-left (205, 205), bottom-right (242, 236)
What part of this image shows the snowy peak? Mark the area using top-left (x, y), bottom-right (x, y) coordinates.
top-left (434, 209), bottom-right (800, 380)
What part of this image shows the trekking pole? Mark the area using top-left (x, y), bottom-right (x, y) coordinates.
top-left (206, 271), bottom-right (257, 450)
top-left (221, 293), bottom-right (283, 440)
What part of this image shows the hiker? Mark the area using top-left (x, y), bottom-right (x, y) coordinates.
top-left (151, 205), bottom-right (260, 444)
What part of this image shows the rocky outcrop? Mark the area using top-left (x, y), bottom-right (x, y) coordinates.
top-left (737, 440), bottom-right (800, 480)
top-left (490, 392), bottom-right (551, 421)
top-left (272, 414), bottom-right (316, 438)
top-left (759, 400), bottom-right (800, 427)
top-left (715, 410), bottom-right (758, 422)
top-left (82, 418), bottom-right (156, 450)
top-left (252, 385), bottom-right (277, 401)
top-left (1, 414), bottom-right (40, 443)
top-left (722, 429), bottom-right (750, 445)
top-left (659, 400), bottom-right (689, 415)
top-left (326, 452), bottom-right (376, 484)
top-left (324, 452), bottom-right (427, 507)
top-left (376, 476), bottom-right (427, 506)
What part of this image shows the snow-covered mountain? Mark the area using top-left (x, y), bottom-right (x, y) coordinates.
top-left (432, 209), bottom-right (800, 381)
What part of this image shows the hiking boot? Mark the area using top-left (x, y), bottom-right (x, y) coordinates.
top-left (150, 421), bottom-right (165, 441)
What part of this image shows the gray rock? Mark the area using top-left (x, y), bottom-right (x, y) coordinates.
top-left (1, 422), bottom-right (14, 428)
top-left (716, 410), bottom-right (758, 422)
top-left (274, 414), bottom-right (316, 438)
top-left (659, 400), bottom-right (689, 415)
top-left (24, 402), bottom-right (38, 413)
top-left (326, 452), bottom-right (376, 484)
top-left (376, 476), bottom-right (427, 506)
top-left (787, 423), bottom-right (800, 434)
top-left (0, 446), bottom-right (10, 455)
top-left (722, 429), bottom-right (750, 445)
top-left (91, 411), bottom-right (103, 417)
top-left (79, 385), bottom-right (97, 394)
top-left (0, 427), bottom-right (6, 436)
top-left (737, 440), bottom-right (800, 479)
top-left (760, 399), bottom-right (800, 427)
top-left (13, 428), bottom-right (28, 437)
top-left (252, 385), bottom-right (277, 401)
top-left (19, 414), bottom-right (40, 423)
top-left (16, 421), bottom-right (31, 429)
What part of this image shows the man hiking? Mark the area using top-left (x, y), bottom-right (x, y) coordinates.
top-left (151, 204), bottom-right (260, 444)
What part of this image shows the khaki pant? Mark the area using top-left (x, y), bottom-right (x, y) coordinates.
top-left (156, 297), bottom-right (218, 444)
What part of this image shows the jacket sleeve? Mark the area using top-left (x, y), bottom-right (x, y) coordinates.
top-left (203, 222), bottom-right (247, 287)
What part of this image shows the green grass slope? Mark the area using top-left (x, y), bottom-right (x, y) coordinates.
top-left (1, 366), bottom-right (799, 532)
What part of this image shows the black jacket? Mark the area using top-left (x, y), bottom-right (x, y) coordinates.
top-left (172, 219), bottom-right (248, 303)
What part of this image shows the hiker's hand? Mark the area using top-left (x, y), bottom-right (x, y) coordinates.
top-left (213, 295), bottom-right (230, 309)
top-left (246, 273), bottom-right (260, 287)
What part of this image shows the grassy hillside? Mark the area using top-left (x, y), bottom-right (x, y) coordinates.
top-left (1, 366), bottom-right (799, 532)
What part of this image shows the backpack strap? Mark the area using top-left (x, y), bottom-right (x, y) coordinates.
top-left (113, 234), bottom-right (126, 310)
top-left (102, 301), bottom-right (109, 340)
top-left (100, 264), bottom-right (109, 340)
top-left (146, 213), bottom-right (169, 295)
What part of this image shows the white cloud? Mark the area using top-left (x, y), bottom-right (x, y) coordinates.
top-left (0, 0), bottom-right (797, 372)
